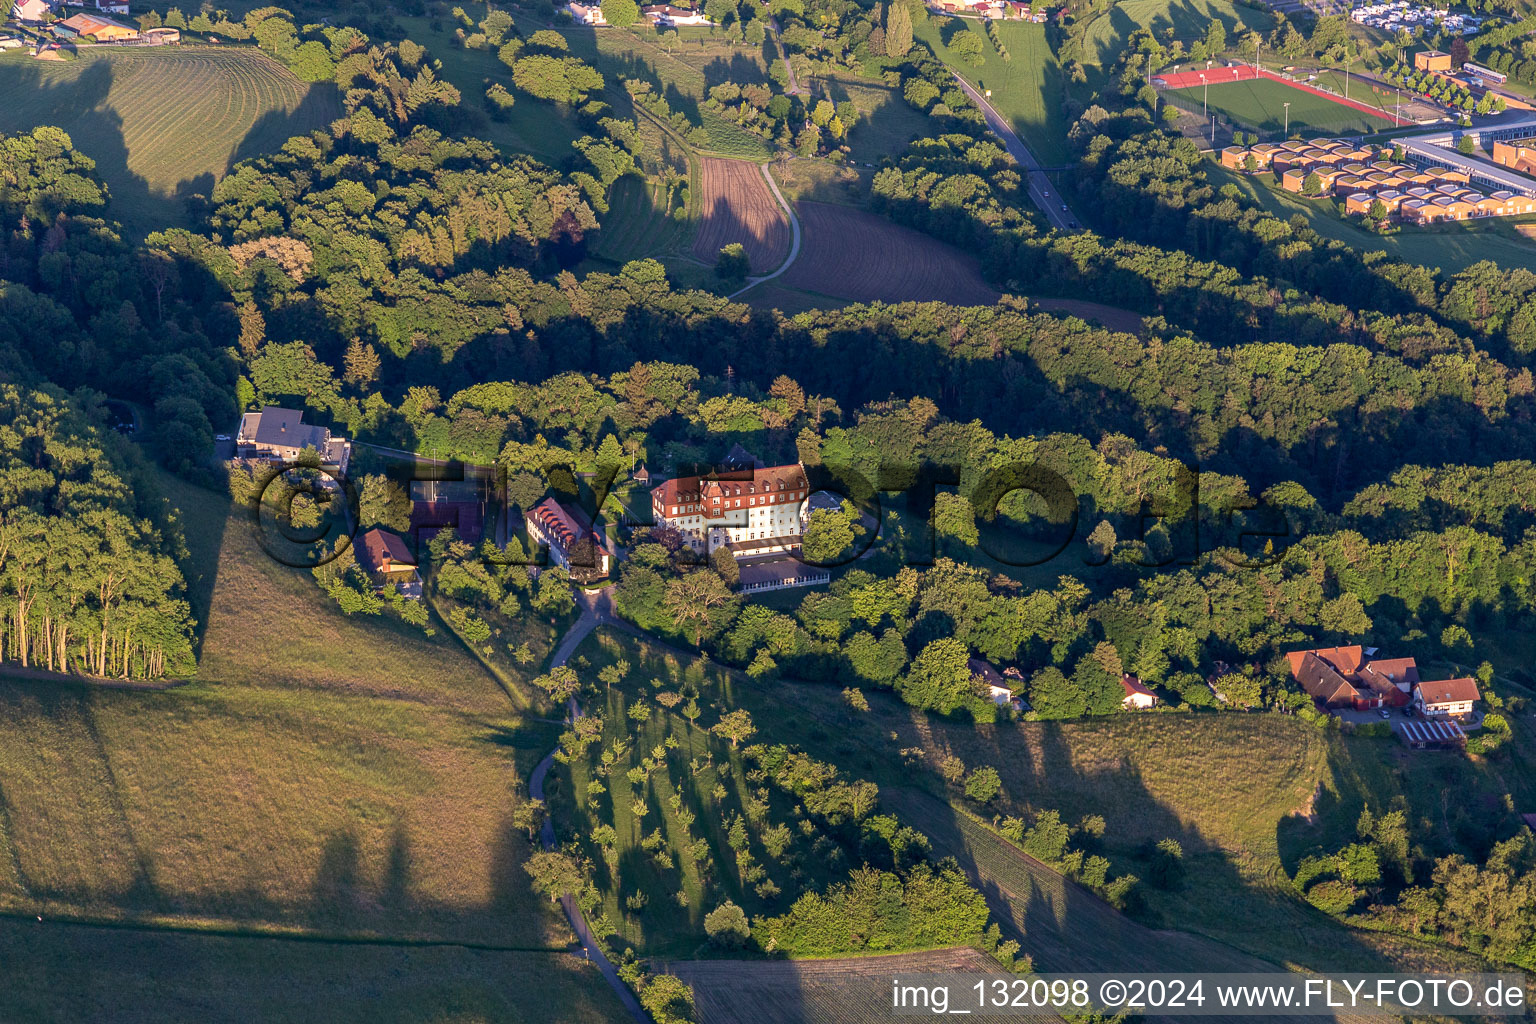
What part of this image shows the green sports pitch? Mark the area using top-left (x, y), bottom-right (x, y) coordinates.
top-left (1169, 77), bottom-right (1396, 135)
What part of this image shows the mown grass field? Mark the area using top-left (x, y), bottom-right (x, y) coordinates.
top-left (0, 677), bottom-right (563, 944)
top-left (0, 472), bottom-right (566, 952)
top-left (915, 19), bottom-right (1068, 166)
top-left (1169, 77), bottom-right (1394, 135)
top-left (593, 174), bottom-right (694, 264)
top-left (0, 47), bottom-right (340, 235)
top-left (1204, 157), bottom-right (1536, 274)
top-left (0, 918), bottom-right (629, 1024)
top-left (1080, 0), bottom-right (1274, 70)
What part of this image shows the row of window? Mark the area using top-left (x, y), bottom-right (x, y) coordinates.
top-left (667, 493), bottom-right (804, 517)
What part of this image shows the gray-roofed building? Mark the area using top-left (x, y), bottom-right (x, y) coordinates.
top-left (235, 406), bottom-right (351, 472)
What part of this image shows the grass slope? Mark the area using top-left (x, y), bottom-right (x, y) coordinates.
top-left (916, 19), bottom-right (1068, 166)
top-left (568, 630), bottom-right (1484, 976)
top-left (0, 919), bottom-right (629, 1024)
top-left (0, 678), bottom-right (565, 945)
top-left (166, 474), bottom-right (516, 712)
top-left (1081, 0), bottom-right (1274, 70)
top-left (1205, 157), bottom-right (1536, 274)
top-left (1170, 77), bottom-right (1394, 135)
top-left (0, 47), bottom-right (340, 235)
top-left (0, 473), bottom-right (566, 951)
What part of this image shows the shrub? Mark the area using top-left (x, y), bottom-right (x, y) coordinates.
top-left (1306, 879), bottom-right (1362, 916)
top-left (963, 766), bottom-right (1002, 804)
top-left (704, 900), bottom-right (752, 946)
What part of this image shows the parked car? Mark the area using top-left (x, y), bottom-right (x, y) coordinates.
top-left (215, 433), bottom-right (231, 442)
top-left (1378, 708), bottom-right (1391, 719)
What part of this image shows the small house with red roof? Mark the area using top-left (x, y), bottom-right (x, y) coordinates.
top-left (355, 529), bottom-right (421, 598)
top-left (1119, 673), bottom-right (1158, 710)
top-left (1414, 677), bottom-right (1480, 719)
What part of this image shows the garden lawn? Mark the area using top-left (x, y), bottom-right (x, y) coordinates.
top-left (1080, 0), bottom-right (1274, 71)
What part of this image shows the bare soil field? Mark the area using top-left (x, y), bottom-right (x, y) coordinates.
top-left (776, 202), bottom-right (1000, 308)
top-left (666, 947), bottom-right (1050, 1024)
top-left (691, 157), bottom-right (791, 274)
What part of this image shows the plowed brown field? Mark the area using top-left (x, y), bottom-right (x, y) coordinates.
top-left (780, 202), bottom-right (1000, 307)
top-left (691, 157), bottom-right (792, 274)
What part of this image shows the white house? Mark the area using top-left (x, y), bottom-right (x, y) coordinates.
top-left (565, 1), bottom-right (606, 24)
top-left (970, 659), bottom-right (1023, 711)
top-left (643, 4), bottom-right (714, 25)
top-left (1413, 677), bottom-right (1480, 718)
top-left (651, 448), bottom-right (807, 556)
top-left (1119, 673), bottom-right (1159, 710)
top-left (12, 0), bottom-right (55, 21)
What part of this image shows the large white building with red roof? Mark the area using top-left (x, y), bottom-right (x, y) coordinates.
top-left (650, 448), bottom-right (809, 556)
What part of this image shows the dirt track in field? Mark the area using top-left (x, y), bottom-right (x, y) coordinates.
top-left (691, 157), bottom-right (792, 274)
top-left (777, 201), bottom-right (1001, 307)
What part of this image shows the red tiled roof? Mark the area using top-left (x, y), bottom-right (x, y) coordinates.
top-left (1416, 678), bottom-right (1481, 705)
top-left (356, 529), bottom-right (414, 575)
top-left (652, 463), bottom-right (807, 508)
top-left (528, 498), bottom-right (609, 557)
top-left (1359, 657), bottom-right (1419, 693)
top-left (1291, 652), bottom-right (1362, 705)
top-left (1120, 674), bottom-right (1156, 699)
top-left (1285, 646), bottom-right (1364, 677)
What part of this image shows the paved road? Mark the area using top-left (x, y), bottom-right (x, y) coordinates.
top-left (950, 72), bottom-right (1079, 231)
top-left (767, 18), bottom-right (805, 95)
top-left (529, 587), bottom-right (647, 1024)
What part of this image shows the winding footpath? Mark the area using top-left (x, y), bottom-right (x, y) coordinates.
top-left (529, 587), bottom-right (647, 1024)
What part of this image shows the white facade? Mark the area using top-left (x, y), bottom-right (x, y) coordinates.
top-left (652, 464), bottom-right (808, 555)
top-left (565, 1), bottom-right (606, 24)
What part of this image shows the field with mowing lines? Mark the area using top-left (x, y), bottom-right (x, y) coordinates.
top-left (594, 176), bottom-right (695, 265)
top-left (771, 202), bottom-right (999, 307)
top-left (0, 47), bottom-right (340, 234)
top-left (666, 948), bottom-right (1043, 1024)
top-left (692, 157), bottom-right (791, 273)
top-left (0, 920), bottom-right (630, 1024)
top-left (1169, 77), bottom-right (1394, 135)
